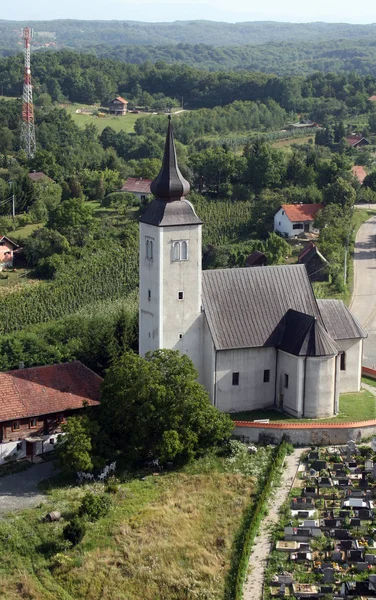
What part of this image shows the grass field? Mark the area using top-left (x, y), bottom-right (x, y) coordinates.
top-left (230, 389), bottom-right (376, 423)
top-left (62, 103), bottom-right (150, 134)
top-left (0, 448), bottom-right (274, 600)
top-left (272, 135), bottom-right (314, 148)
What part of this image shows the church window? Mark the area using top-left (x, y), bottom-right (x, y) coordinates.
top-left (284, 374), bottom-right (289, 388)
top-left (178, 291), bottom-right (184, 300)
top-left (340, 352), bottom-right (346, 371)
top-left (263, 370), bottom-right (270, 383)
top-left (148, 289), bottom-right (151, 301)
top-left (179, 333), bottom-right (183, 339)
top-left (181, 241), bottom-right (188, 260)
top-left (173, 241), bottom-right (181, 261)
top-left (172, 240), bottom-right (188, 261)
top-left (232, 372), bottom-right (239, 386)
top-left (146, 239), bottom-right (154, 260)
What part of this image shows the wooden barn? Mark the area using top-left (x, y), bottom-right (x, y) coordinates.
top-left (108, 96), bottom-right (128, 116)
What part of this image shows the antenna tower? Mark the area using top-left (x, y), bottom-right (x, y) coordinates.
top-left (20, 27), bottom-right (36, 159)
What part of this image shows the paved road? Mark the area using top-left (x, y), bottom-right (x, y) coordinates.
top-left (0, 461), bottom-right (54, 515)
top-left (350, 214), bottom-right (376, 368)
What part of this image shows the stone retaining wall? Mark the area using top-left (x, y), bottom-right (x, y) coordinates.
top-left (234, 420), bottom-right (376, 445)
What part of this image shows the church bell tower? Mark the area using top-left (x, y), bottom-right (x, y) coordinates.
top-left (139, 117), bottom-right (203, 374)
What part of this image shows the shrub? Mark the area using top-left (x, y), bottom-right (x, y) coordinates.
top-left (79, 492), bottom-right (111, 521)
top-left (63, 518), bottom-right (86, 546)
top-left (105, 480), bottom-right (119, 494)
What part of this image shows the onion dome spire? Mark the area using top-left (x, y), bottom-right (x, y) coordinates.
top-left (151, 115), bottom-right (190, 202)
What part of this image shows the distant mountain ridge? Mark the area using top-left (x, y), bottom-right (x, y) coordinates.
top-left (1, 19), bottom-right (376, 52)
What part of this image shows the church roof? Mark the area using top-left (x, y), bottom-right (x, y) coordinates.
top-left (317, 299), bottom-right (367, 340)
top-left (202, 264), bottom-right (322, 350)
top-left (140, 117), bottom-right (201, 227)
top-left (279, 310), bottom-right (338, 357)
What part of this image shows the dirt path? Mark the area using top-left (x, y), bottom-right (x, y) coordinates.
top-left (0, 461), bottom-right (55, 515)
top-left (243, 448), bottom-right (306, 600)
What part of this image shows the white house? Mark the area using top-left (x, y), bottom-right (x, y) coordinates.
top-left (139, 119), bottom-right (366, 419)
top-left (274, 204), bottom-right (323, 238)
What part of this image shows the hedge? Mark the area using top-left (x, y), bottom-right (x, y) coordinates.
top-left (225, 439), bottom-right (290, 600)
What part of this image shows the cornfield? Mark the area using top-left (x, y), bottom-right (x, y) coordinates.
top-left (0, 244), bottom-right (139, 334)
top-left (195, 199), bottom-right (253, 246)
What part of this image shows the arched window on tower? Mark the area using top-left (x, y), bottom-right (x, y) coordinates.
top-left (146, 239), bottom-right (154, 260)
top-left (173, 241), bottom-right (181, 261)
top-left (172, 240), bottom-right (189, 261)
top-left (181, 241), bottom-right (188, 260)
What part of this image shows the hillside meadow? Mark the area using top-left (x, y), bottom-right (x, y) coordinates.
top-left (0, 446), bottom-right (274, 600)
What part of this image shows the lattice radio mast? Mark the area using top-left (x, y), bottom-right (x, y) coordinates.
top-left (20, 27), bottom-right (36, 159)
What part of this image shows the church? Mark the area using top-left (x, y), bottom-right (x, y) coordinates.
top-left (139, 118), bottom-right (366, 419)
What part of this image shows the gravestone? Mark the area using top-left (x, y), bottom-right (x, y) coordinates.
top-left (323, 567), bottom-right (335, 583)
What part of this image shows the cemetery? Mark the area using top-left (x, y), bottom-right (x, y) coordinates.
top-left (265, 440), bottom-right (376, 599)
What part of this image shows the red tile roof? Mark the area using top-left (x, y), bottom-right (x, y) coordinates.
top-left (28, 171), bottom-right (53, 183)
top-left (298, 241), bottom-right (315, 261)
top-left (351, 165), bottom-right (367, 184)
top-left (368, 95), bottom-right (376, 102)
top-left (113, 96), bottom-right (128, 105)
top-left (281, 203), bottom-right (323, 223)
top-left (0, 361), bottom-right (102, 422)
top-left (121, 177), bottom-right (153, 194)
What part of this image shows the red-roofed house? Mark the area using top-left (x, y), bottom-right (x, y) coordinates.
top-left (0, 235), bottom-right (18, 270)
top-left (28, 171), bottom-right (53, 183)
top-left (121, 177), bottom-right (153, 202)
top-left (108, 96), bottom-right (128, 116)
top-left (351, 165), bottom-right (367, 185)
top-left (0, 361), bottom-right (102, 462)
top-left (274, 204), bottom-right (323, 238)
top-left (368, 95), bottom-right (376, 102)
top-left (345, 135), bottom-right (370, 149)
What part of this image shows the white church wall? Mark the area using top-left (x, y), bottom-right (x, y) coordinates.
top-left (304, 356), bottom-right (336, 418)
top-left (276, 351), bottom-right (305, 417)
top-left (215, 347), bottom-right (276, 413)
top-left (161, 224), bottom-right (203, 375)
top-left (335, 338), bottom-right (362, 393)
top-left (139, 222), bottom-right (163, 355)
top-left (202, 317), bottom-right (215, 400)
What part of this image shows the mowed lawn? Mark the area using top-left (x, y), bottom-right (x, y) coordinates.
top-left (0, 448), bottom-right (272, 600)
top-left (230, 389), bottom-right (376, 423)
top-left (62, 103), bottom-right (151, 134)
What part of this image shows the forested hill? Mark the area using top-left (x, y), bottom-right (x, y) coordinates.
top-left (90, 40), bottom-right (376, 76)
top-left (2, 19), bottom-right (376, 54)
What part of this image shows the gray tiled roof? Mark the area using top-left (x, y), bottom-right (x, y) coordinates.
top-left (317, 299), bottom-right (367, 340)
top-left (139, 198), bottom-right (202, 227)
top-left (202, 265), bottom-right (322, 350)
top-left (279, 310), bottom-right (338, 357)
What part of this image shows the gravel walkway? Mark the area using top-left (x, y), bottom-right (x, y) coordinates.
top-left (0, 461), bottom-right (55, 515)
top-left (243, 448), bottom-right (306, 600)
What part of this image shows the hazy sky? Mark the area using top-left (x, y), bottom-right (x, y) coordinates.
top-left (3, 0), bottom-right (376, 23)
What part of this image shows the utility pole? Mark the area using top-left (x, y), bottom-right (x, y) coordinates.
top-left (20, 27), bottom-right (36, 159)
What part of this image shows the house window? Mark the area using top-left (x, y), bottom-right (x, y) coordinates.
top-left (282, 211), bottom-right (285, 215)
top-left (148, 289), bottom-right (151, 301)
top-left (172, 240), bottom-right (188, 261)
top-left (178, 291), bottom-right (184, 300)
top-left (146, 238), bottom-right (154, 260)
top-left (232, 372), bottom-right (239, 386)
top-left (29, 418), bottom-right (37, 429)
top-left (293, 224), bottom-right (303, 230)
top-left (340, 352), bottom-right (346, 371)
top-left (58, 414), bottom-right (65, 424)
top-left (12, 421), bottom-right (20, 431)
top-left (284, 374), bottom-right (289, 389)
top-left (263, 369), bottom-right (270, 383)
